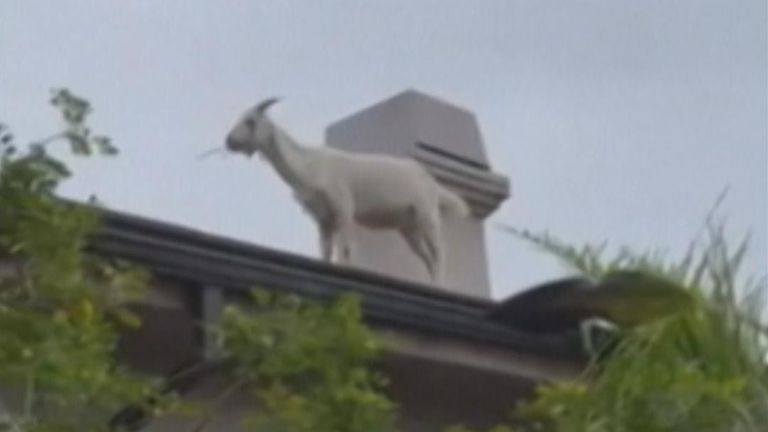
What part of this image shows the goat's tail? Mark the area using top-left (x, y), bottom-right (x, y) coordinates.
top-left (437, 185), bottom-right (470, 218)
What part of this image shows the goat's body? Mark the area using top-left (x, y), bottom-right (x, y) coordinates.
top-left (297, 148), bottom-right (463, 227)
top-left (288, 146), bottom-right (468, 284)
top-left (225, 100), bottom-right (469, 284)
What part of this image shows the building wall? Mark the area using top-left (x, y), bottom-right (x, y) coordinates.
top-left (119, 280), bottom-right (578, 432)
top-left (140, 353), bottom-right (541, 432)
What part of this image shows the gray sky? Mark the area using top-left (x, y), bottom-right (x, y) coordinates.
top-left (2, 0), bottom-right (766, 298)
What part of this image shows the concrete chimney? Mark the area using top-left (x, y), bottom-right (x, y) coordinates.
top-left (325, 90), bottom-right (510, 298)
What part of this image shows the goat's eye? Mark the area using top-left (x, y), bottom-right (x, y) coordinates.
top-left (244, 118), bottom-right (255, 129)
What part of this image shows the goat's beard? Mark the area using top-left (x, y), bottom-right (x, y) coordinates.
top-left (236, 146), bottom-right (258, 158)
top-left (227, 139), bottom-right (259, 157)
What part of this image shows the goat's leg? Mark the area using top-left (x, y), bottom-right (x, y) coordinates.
top-left (326, 186), bottom-right (356, 266)
top-left (335, 224), bottom-right (356, 265)
top-left (400, 227), bottom-right (434, 278)
top-left (318, 226), bottom-right (334, 262)
top-left (331, 215), bottom-right (355, 266)
top-left (420, 217), bottom-right (444, 285)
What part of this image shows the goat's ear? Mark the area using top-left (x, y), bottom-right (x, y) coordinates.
top-left (255, 97), bottom-right (281, 114)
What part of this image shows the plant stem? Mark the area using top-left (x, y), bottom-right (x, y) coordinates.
top-left (32, 131), bottom-right (66, 148)
top-left (23, 373), bottom-right (35, 420)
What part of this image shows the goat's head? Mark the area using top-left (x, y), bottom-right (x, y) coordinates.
top-left (225, 97), bottom-right (281, 156)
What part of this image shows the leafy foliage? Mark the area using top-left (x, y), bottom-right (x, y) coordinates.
top-left (456, 222), bottom-right (767, 432)
top-left (8, 87), bottom-right (766, 432)
top-left (0, 90), bottom-right (158, 432)
top-left (2, 89), bottom-right (396, 432)
top-left (214, 291), bottom-right (396, 432)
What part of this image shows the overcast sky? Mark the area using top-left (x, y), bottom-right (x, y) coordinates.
top-left (1, 0), bottom-right (765, 298)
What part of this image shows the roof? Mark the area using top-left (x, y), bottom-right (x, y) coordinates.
top-left (87, 206), bottom-right (584, 361)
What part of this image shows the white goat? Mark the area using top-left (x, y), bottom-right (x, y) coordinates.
top-left (224, 98), bottom-right (469, 284)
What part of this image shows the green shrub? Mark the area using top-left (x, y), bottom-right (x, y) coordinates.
top-left (454, 221), bottom-right (767, 432)
top-left (0, 90), bottom-right (157, 432)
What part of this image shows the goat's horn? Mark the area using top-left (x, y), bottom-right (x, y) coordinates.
top-left (255, 97), bottom-right (281, 113)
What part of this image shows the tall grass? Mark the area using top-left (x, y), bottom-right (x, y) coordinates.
top-left (493, 217), bottom-right (768, 432)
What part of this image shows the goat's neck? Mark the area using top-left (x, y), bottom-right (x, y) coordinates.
top-left (262, 126), bottom-right (313, 192)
